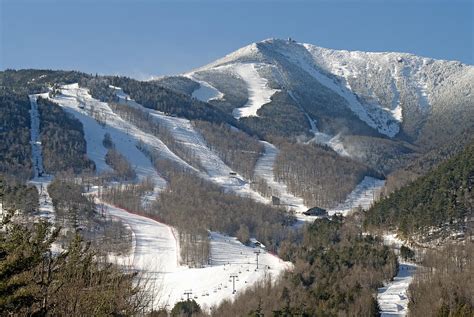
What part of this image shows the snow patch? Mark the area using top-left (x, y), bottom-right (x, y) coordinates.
top-left (284, 44), bottom-right (401, 137)
top-left (289, 91), bottom-right (349, 156)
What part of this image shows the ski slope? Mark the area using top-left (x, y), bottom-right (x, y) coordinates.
top-left (48, 84), bottom-right (177, 194)
top-left (254, 141), bottom-right (309, 217)
top-left (378, 262), bottom-right (416, 316)
top-left (328, 176), bottom-right (385, 216)
top-left (28, 95), bottom-right (55, 222)
top-left (103, 202), bottom-right (291, 311)
top-left (377, 234), bottom-right (417, 316)
top-left (230, 63), bottom-right (279, 119)
top-left (185, 76), bottom-right (223, 102)
top-left (111, 86), bottom-right (268, 204)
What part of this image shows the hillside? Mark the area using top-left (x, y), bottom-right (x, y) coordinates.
top-left (365, 141), bottom-right (474, 242)
top-left (0, 39), bottom-right (472, 315)
top-left (169, 38), bottom-right (473, 173)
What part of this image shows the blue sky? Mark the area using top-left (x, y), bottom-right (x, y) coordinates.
top-left (1, 0), bottom-right (472, 79)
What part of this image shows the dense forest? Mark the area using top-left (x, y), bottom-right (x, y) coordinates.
top-left (365, 141), bottom-right (474, 239)
top-left (274, 141), bottom-right (379, 208)
top-left (408, 243), bottom-right (473, 316)
top-left (211, 216), bottom-right (397, 316)
top-left (37, 98), bottom-right (95, 174)
top-left (193, 120), bottom-right (264, 180)
top-left (0, 175), bottom-right (38, 215)
top-left (0, 91), bottom-right (33, 180)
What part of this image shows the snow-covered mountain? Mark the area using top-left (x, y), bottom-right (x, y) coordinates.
top-left (165, 38), bottom-right (472, 149)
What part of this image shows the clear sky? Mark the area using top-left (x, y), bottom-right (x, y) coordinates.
top-left (1, 0), bottom-right (472, 79)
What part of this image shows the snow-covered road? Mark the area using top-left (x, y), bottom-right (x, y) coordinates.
top-left (378, 234), bottom-right (418, 316)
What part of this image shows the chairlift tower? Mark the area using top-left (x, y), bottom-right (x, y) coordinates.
top-left (254, 249), bottom-right (261, 270)
top-left (183, 290), bottom-right (193, 301)
top-left (229, 274), bottom-right (239, 294)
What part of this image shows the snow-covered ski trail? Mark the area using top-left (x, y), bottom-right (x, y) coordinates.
top-left (378, 234), bottom-right (417, 316)
top-left (101, 202), bottom-right (291, 311)
top-left (48, 84), bottom-right (170, 195)
top-left (28, 95), bottom-right (54, 222)
top-left (111, 86), bottom-right (268, 204)
top-left (328, 176), bottom-right (385, 216)
top-left (231, 63), bottom-right (279, 119)
top-left (254, 141), bottom-right (311, 219)
top-left (377, 262), bottom-right (416, 316)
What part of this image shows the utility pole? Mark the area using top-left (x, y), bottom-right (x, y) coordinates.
top-left (254, 250), bottom-right (261, 270)
top-left (229, 274), bottom-right (239, 294)
top-left (183, 290), bottom-right (193, 301)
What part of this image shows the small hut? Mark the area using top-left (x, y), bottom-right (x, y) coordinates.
top-left (271, 196), bottom-right (281, 206)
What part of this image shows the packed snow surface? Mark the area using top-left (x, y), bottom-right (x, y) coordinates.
top-left (229, 63), bottom-right (279, 119)
top-left (378, 262), bottom-right (417, 316)
top-left (103, 203), bottom-right (291, 311)
top-left (328, 176), bottom-right (385, 216)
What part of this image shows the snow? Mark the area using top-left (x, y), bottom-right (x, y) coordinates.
top-left (378, 262), bottom-right (417, 316)
top-left (230, 63), bottom-right (279, 119)
top-left (288, 91), bottom-right (349, 156)
top-left (254, 141), bottom-right (308, 214)
top-left (185, 75), bottom-right (223, 102)
top-left (377, 233), bottom-right (417, 316)
top-left (48, 84), bottom-right (171, 194)
top-left (286, 44), bottom-right (400, 137)
top-left (383, 233), bottom-right (406, 249)
top-left (328, 176), bottom-right (385, 216)
top-left (111, 86), bottom-right (268, 204)
top-left (27, 95), bottom-right (55, 223)
top-left (102, 202), bottom-right (291, 311)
